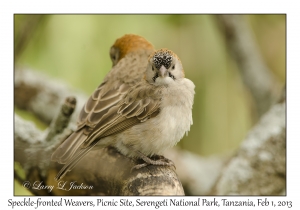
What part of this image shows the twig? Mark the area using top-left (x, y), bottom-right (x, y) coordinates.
top-left (45, 96), bottom-right (76, 142)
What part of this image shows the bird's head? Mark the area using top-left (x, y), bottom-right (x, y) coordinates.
top-left (145, 49), bottom-right (185, 86)
top-left (110, 34), bottom-right (154, 66)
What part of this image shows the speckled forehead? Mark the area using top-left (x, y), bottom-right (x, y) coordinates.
top-left (152, 49), bottom-right (174, 70)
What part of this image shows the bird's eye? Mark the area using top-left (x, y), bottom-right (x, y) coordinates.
top-left (112, 55), bottom-right (116, 60)
top-left (152, 66), bottom-right (154, 71)
top-left (172, 65), bottom-right (175, 70)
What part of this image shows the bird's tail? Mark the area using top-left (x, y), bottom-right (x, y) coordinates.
top-left (54, 140), bottom-right (99, 181)
top-left (51, 130), bottom-right (87, 164)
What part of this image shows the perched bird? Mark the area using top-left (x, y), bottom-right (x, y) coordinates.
top-left (52, 34), bottom-right (154, 179)
top-left (52, 47), bottom-right (195, 180)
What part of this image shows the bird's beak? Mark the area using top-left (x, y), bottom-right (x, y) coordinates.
top-left (158, 66), bottom-right (168, 78)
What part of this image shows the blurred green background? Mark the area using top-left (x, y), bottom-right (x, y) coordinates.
top-left (14, 14), bottom-right (285, 194)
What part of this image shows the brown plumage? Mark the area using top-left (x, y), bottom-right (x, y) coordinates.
top-left (51, 34), bottom-right (155, 179)
top-left (52, 41), bottom-right (195, 181)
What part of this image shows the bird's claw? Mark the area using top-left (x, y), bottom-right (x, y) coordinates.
top-left (131, 155), bottom-right (176, 172)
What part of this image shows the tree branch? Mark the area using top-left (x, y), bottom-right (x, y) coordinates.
top-left (216, 15), bottom-right (281, 117)
top-left (212, 97), bottom-right (286, 195)
top-left (165, 148), bottom-right (229, 195)
top-left (14, 67), bottom-right (87, 126)
top-left (14, 111), bottom-right (184, 195)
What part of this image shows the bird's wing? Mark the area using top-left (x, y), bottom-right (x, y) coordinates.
top-left (82, 82), bottom-right (162, 146)
top-left (51, 81), bottom-right (161, 164)
top-left (51, 77), bottom-right (129, 161)
top-left (51, 51), bottom-right (152, 165)
top-left (76, 80), bottom-right (129, 129)
top-left (53, 82), bottom-right (162, 180)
